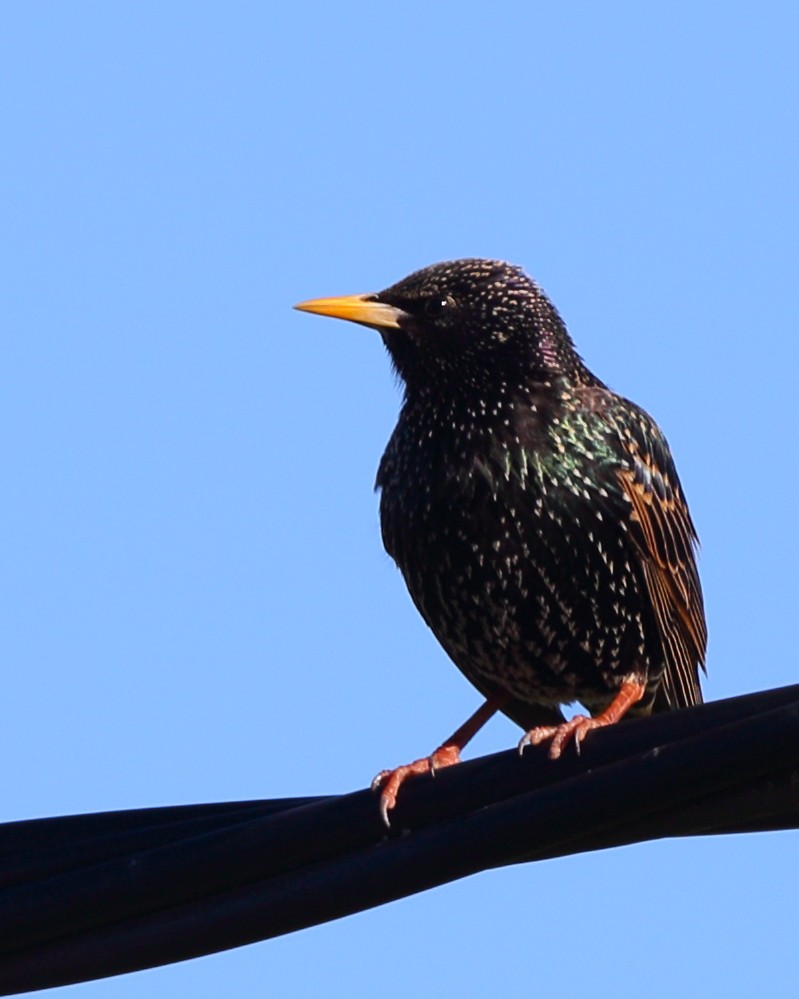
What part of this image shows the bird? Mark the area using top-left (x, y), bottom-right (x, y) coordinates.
top-left (294, 259), bottom-right (706, 824)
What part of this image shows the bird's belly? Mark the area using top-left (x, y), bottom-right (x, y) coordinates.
top-left (391, 496), bottom-right (655, 710)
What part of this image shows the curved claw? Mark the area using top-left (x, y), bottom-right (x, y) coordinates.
top-left (379, 791), bottom-right (392, 829)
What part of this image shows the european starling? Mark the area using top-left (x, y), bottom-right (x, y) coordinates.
top-left (295, 259), bottom-right (706, 822)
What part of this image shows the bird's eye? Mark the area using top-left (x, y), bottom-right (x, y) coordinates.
top-left (423, 294), bottom-right (456, 318)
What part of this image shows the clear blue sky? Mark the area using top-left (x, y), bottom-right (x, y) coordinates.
top-left (3, 3), bottom-right (798, 997)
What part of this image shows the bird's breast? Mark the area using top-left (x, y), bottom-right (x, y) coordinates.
top-left (376, 406), bottom-right (658, 707)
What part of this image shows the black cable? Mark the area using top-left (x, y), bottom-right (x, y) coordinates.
top-left (1, 684), bottom-right (798, 995)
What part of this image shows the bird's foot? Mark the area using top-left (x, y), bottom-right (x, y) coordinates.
top-left (518, 677), bottom-right (647, 760)
top-left (371, 744), bottom-right (462, 827)
top-left (518, 715), bottom-right (602, 760)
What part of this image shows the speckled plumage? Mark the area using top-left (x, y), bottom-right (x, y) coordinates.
top-left (296, 259), bottom-right (706, 791)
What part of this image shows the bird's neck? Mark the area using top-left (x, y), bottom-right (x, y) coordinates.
top-left (400, 373), bottom-right (562, 453)
top-left (401, 350), bottom-right (598, 417)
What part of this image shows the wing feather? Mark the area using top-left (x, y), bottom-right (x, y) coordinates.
top-left (618, 421), bottom-right (707, 708)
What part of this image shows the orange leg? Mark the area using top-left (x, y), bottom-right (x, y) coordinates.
top-left (518, 678), bottom-right (646, 760)
top-left (372, 695), bottom-right (508, 826)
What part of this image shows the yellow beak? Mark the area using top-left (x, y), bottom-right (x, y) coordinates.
top-left (293, 293), bottom-right (403, 330)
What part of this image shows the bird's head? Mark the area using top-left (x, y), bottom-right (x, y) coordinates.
top-left (295, 259), bottom-right (590, 395)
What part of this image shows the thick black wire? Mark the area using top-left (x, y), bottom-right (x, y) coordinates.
top-left (1, 684), bottom-right (798, 995)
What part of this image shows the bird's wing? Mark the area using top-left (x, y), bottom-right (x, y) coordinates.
top-left (614, 407), bottom-right (707, 708)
